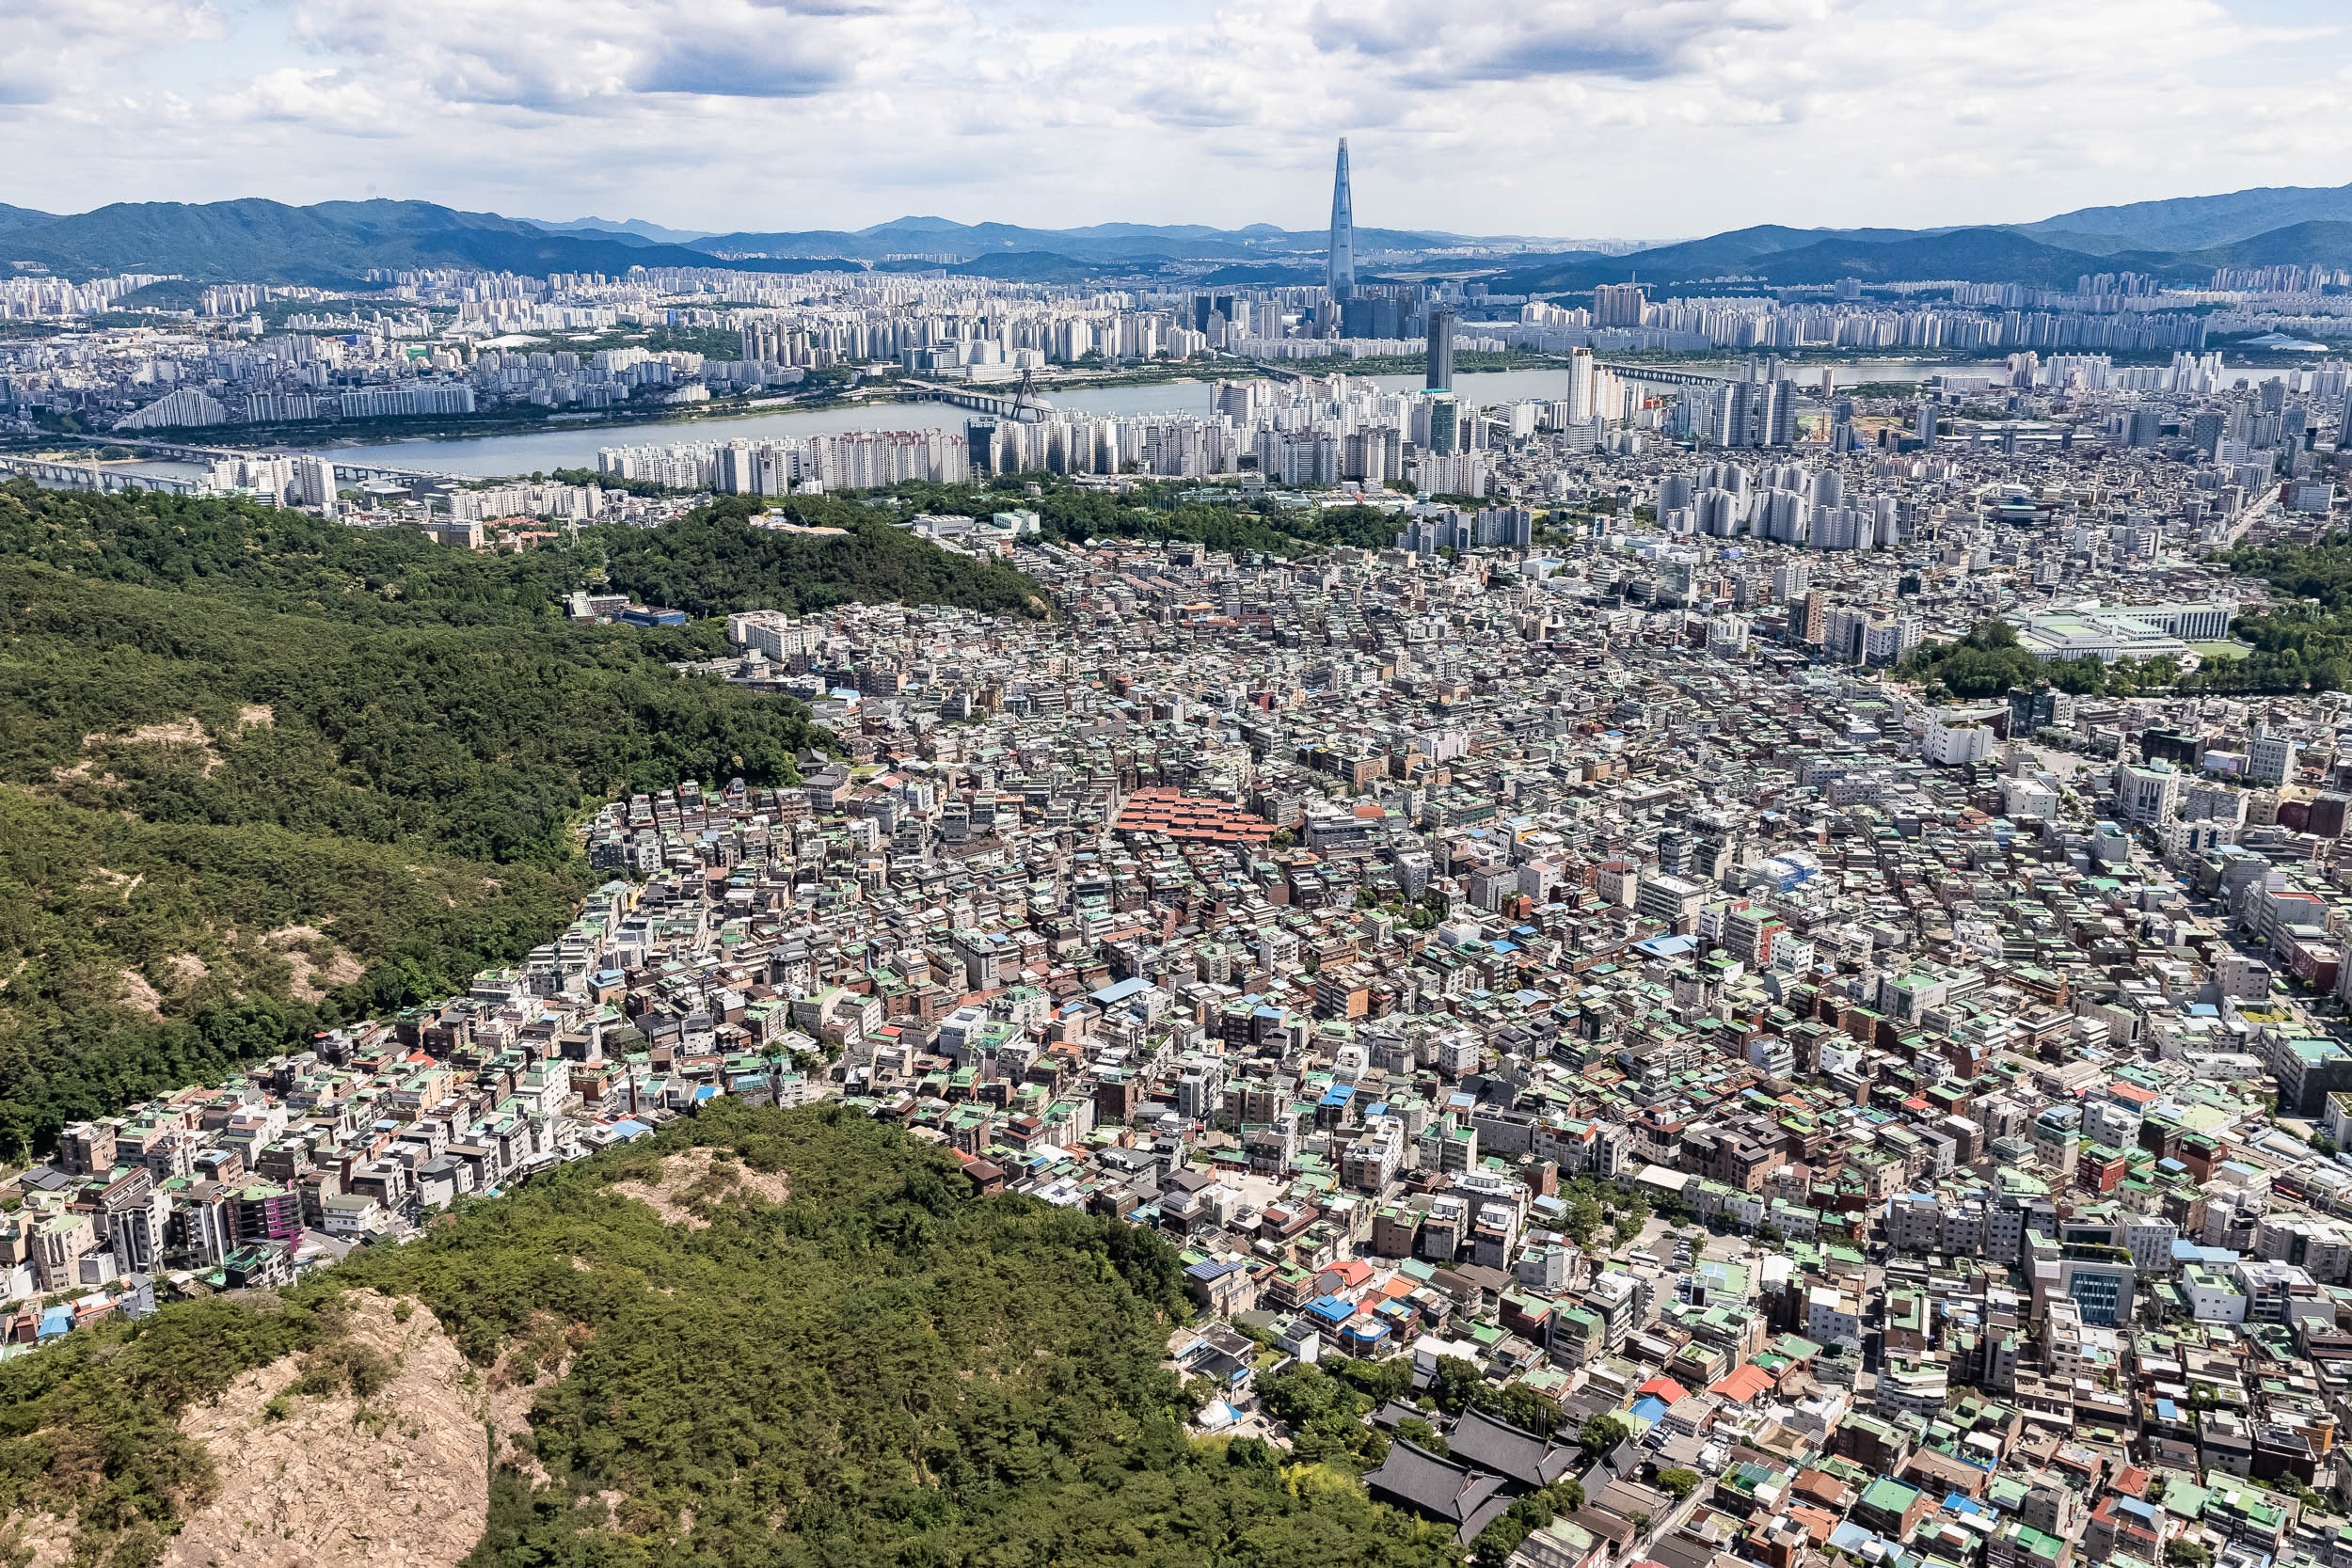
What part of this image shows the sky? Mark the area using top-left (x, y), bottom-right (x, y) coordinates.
top-left (6, 0), bottom-right (2351, 242)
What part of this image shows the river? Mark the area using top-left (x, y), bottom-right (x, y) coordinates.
top-left (136, 358), bottom-right (1994, 481)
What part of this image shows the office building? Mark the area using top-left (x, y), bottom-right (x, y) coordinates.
top-left (1426, 308), bottom-right (1455, 391)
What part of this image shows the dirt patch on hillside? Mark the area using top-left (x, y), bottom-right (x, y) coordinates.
top-left (163, 1295), bottom-right (488, 1568)
top-left (265, 926), bottom-right (365, 1004)
top-left (101, 720), bottom-right (228, 774)
top-left (237, 705), bottom-right (275, 728)
top-left (53, 718), bottom-right (241, 784)
top-left (608, 1146), bottom-right (790, 1230)
top-left (119, 969), bottom-right (167, 1019)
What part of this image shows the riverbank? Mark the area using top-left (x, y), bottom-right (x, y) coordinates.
top-left (4, 362), bottom-right (1247, 459)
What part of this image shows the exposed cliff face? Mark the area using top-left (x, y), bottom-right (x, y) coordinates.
top-left (161, 1295), bottom-right (487, 1568)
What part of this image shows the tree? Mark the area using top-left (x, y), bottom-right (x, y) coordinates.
top-left (1543, 1478), bottom-right (1585, 1515)
top-left (1472, 1381), bottom-right (1563, 1437)
top-left (1470, 1523), bottom-right (1520, 1568)
top-left (1657, 1468), bottom-right (1700, 1503)
top-left (1395, 1418), bottom-right (1449, 1457)
top-left (1256, 1363), bottom-right (1345, 1429)
top-left (1327, 1354), bottom-right (1413, 1405)
top-left (1430, 1355), bottom-right (1485, 1415)
top-left (1578, 1413), bottom-right (1632, 1454)
top-left (2168, 1541), bottom-right (2213, 1567)
top-left (1471, 1492), bottom-right (1560, 1568)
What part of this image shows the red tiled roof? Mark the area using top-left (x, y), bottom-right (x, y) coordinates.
top-left (1710, 1364), bottom-right (1775, 1403)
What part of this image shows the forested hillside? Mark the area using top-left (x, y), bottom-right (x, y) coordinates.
top-left (0, 483), bottom-right (1047, 626)
top-left (1899, 532), bottom-right (2352, 702)
top-left (0, 483), bottom-right (1040, 1155)
top-left (0, 1104), bottom-right (1454, 1568)
top-left (602, 495), bottom-right (1050, 619)
top-left (888, 477), bottom-right (1408, 556)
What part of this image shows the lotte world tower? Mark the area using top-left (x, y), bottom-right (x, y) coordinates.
top-left (1327, 137), bottom-right (1356, 301)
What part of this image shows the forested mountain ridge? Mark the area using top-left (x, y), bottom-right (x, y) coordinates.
top-left (0, 483), bottom-right (1048, 627)
top-left (18, 182), bottom-right (2352, 285)
top-left (0, 1103), bottom-right (1457, 1568)
top-left (0, 483), bottom-right (1041, 1155)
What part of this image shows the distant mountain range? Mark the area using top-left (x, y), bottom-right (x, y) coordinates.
top-left (0, 200), bottom-right (866, 287)
top-left (6, 182), bottom-right (2352, 292)
top-left (1485, 213), bottom-right (2352, 295)
top-left (674, 214), bottom-right (1480, 265)
top-left (1482, 184), bottom-right (2352, 293)
top-left (525, 214), bottom-right (718, 245)
top-left (2017, 183), bottom-right (2352, 253)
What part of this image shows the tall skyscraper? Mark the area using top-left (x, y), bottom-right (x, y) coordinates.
top-left (1426, 307), bottom-right (1455, 391)
top-left (1327, 138), bottom-right (1356, 301)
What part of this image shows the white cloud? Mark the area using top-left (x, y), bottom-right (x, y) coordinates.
top-left (214, 66), bottom-right (396, 133)
top-left (0, 0), bottom-right (225, 107)
top-left (1, 0), bottom-right (2347, 238)
top-left (286, 0), bottom-right (936, 109)
top-left (1307, 0), bottom-right (1845, 87)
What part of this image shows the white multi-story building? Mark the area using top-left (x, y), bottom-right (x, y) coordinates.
top-left (1923, 715), bottom-right (1996, 767)
top-left (2116, 761), bottom-right (2182, 825)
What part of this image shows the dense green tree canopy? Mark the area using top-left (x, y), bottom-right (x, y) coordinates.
top-left (1, 1105), bottom-right (1459, 1568)
top-left (889, 476), bottom-right (1405, 558)
top-left (0, 481), bottom-right (1052, 1155)
top-left (1900, 535), bottom-right (2352, 702)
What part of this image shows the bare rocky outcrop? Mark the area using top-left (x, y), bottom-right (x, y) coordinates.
top-left (608, 1146), bottom-right (789, 1230)
top-left (161, 1295), bottom-right (488, 1568)
top-left (55, 719), bottom-right (227, 780)
top-left (0, 1512), bottom-right (75, 1568)
top-left (481, 1312), bottom-right (594, 1489)
top-left (262, 926), bottom-right (365, 1003)
top-left (118, 967), bottom-right (167, 1018)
